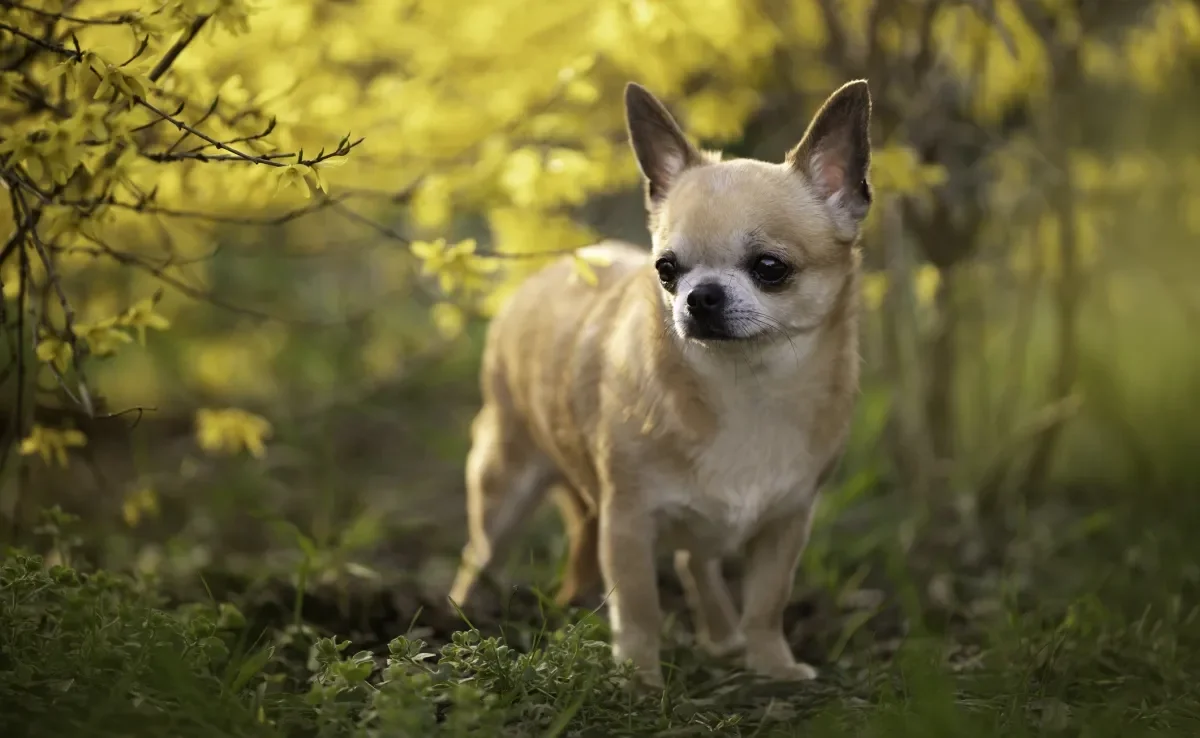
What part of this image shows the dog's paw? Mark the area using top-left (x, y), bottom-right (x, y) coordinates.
top-left (613, 643), bottom-right (666, 691)
top-left (620, 664), bottom-right (665, 691)
top-left (744, 648), bottom-right (819, 682)
top-left (751, 660), bottom-right (818, 682)
top-left (698, 630), bottom-right (746, 659)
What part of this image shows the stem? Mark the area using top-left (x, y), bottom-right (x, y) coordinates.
top-left (293, 555), bottom-right (310, 628)
top-left (1020, 167), bottom-right (1081, 492)
top-left (148, 15), bottom-right (210, 83)
top-left (925, 263), bottom-right (957, 465)
top-left (1020, 44), bottom-right (1084, 493)
top-left (881, 198), bottom-right (936, 498)
top-left (11, 206), bottom-right (30, 539)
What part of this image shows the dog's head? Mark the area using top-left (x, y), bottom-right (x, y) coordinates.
top-left (625, 81), bottom-right (872, 345)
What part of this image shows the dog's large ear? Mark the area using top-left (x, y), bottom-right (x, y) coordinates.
top-left (786, 80), bottom-right (873, 241)
top-left (625, 82), bottom-right (702, 205)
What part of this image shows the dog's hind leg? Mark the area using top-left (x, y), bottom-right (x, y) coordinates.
top-left (552, 484), bottom-right (601, 608)
top-left (448, 404), bottom-right (556, 609)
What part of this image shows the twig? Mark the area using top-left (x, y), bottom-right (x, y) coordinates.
top-left (0, 190), bottom-right (32, 514)
top-left (95, 405), bottom-right (155, 428)
top-left (976, 393), bottom-right (1084, 500)
top-left (17, 179), bottom-right (341, 226)
top-left (0, 20), bottom-right (81, 58)
top-left (137, 97), bottom-right (361, 167)
top-left (139, 150), bottom-right (295, 163)
top-left (328, 201), bottom-right (411, 245)
top-left (25, 214), bottom-right (95, 416)
top-left (147, 15), bottom-right (208, 82)
top-left (72, 231), bottom-right (398, 329)
top-left (329, 200), bottom-right (586, 260)
top-left (0, 1), bottom-right (137, 26)
top-left (1017, 13), bottom-right (1085, 494)
top-left (992, 222), bottom-right (1045, 441)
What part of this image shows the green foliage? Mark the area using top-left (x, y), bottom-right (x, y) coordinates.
top-left (5, 480), bottom-right (1200, 738)
top-left (0, 550), bottom-right (735, 737)
top-left (3, 1), bottom-right (1200, 737)
top-left (0, 552), bottom-right (265, 737)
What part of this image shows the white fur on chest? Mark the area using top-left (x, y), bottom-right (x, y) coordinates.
top-left (654, 351), bottom-right (825, 554)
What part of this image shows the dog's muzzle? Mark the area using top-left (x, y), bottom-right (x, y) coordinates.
top-left (681, 282), bottom-right (734, 340)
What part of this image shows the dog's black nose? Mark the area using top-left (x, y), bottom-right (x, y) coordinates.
top-left (686, 282), bottom-right (726, 317)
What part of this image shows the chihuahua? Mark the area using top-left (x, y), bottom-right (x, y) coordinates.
top-left (448, 80), bottom-right (872, 687)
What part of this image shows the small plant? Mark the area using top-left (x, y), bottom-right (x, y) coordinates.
top-left (0, 552), bottom-right (257, 737)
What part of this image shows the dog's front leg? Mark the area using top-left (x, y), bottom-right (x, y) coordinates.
top-left (739, 503), bottom-right (818, 681)
top-left (598, 498), bottom-right (664, 688)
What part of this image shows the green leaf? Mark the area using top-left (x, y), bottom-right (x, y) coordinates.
top-left (230, 646), bottom-right (274, 692)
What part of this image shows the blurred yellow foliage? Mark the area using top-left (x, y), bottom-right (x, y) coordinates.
top-left (195, 408), bottom-right (273, 458)
top-left (410, 239), bottom-right (500, 296)
top-left (19, 425), bottom-right (88, 468)
top-left (186, 329), bottom-right (286, 398)
top-left (913, 265), bottom-right (943, 309)
top-left (862, 272), bottom-right (889, 312)
top-left (872, 146), bottom-right (949, 198)
top-left (4, 0), bottom-right (1200, 471)
top-left (859, 265), bottom-right (942, 313)
top-left (932, 0), bottom-right (1049, 122)
top-left (36, 334), bottom-right (74, 374)
top-left (122, 487), bottom-right (160, 528)
top-left (431, 302), bottom-right (468, 341)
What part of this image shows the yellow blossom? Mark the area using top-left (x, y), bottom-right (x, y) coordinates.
top-left (913, 264), bottom-right (942, 310)
top-left (410, 238), bottom-right (500, 295)
top-left (862, 272), bottom-right (888, 311)
top-left (431, 301), bottom-right (467, 340)
top-left (117, 295), bottom-right (171, 346)
top-left (122, 487), bottom-right (160, 527)
top-left (36, 335), bottom-right (74, 373)
top-left (19, 424), bottom-right (87, 467)
top-left (73, 319), bottom-right (134, 357)
top-left (196, 408), bottom-right (273, 459)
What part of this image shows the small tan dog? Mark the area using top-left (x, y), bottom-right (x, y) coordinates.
top-left (449, 80), bottom-right (872, 687)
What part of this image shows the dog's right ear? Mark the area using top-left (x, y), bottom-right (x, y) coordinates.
top-left (624, 83), bottom-right (701, 205)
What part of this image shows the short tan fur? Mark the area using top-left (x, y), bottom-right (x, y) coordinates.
top-left (449, 80), bottom-right (874, 687)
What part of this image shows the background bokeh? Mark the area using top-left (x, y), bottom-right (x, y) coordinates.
top-left (2, 1), bottom-right (1200, 733)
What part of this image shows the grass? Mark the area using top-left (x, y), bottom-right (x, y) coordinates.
top-left (4, 272), bottom-right (1199, 737)
top-left (4, 465), bottom-right (1199, 738)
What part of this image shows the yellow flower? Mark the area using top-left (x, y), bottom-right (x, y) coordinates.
top-left (19, 424), bottom-right (87, 467)
top-left (117, 295), bottom-right (171, 345)
top-left (2, 263), bottom-right (20, 300)
top-left (196, 408), bottom-right (273, 459)
top-left (410, 238), bottom-right (499, 296)
top-left (861, 272), bottom-right (888, 311)
top-left (913, 264), bottom-right (942, 310)
top-left (871, 145), bottom-right (948, 196)
top-left (73, 319), bottom-right (134, 357)
top-left (122, 487), bottom-right (160, 527)
top-left (430, 301), bottom-right (467, 340)
top-left (36, 335), bottom-right (74, 373)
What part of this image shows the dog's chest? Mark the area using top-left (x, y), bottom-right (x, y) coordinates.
top-left (656, 388), bottom-right (819, 553)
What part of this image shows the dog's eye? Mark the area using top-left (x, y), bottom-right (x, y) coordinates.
top-left (750, 255), bottom-right (790, 285)
top-left (654, 255), bottom-right (678, 288)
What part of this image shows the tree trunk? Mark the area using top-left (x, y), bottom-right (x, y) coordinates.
top-left (880, 199), bottom-right (936, 499)
top-left (926, 263), bottom-right (957, 469)
top-left (1020, 44), bottom-right (1084, 494)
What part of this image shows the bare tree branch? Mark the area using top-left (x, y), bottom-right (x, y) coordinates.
top-left (148, 14), bottom-right (208, 82)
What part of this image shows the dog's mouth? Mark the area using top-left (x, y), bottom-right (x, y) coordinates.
top-left (678, 316), bottom-right (741, 342)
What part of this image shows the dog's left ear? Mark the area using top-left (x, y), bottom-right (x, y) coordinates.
top-left (786, 80), bottom-right (873, 242)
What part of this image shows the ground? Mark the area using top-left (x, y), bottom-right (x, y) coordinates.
top-left (2, 353), bottom-right (1199, 736)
